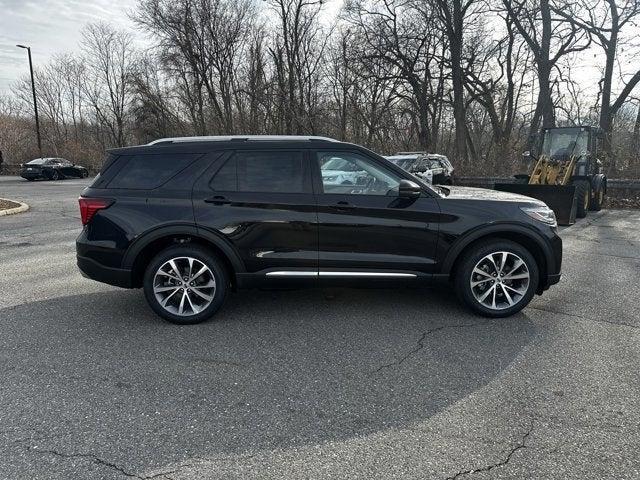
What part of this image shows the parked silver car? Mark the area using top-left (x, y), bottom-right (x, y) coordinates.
top-left (385, 152), bottom-right (454, 185)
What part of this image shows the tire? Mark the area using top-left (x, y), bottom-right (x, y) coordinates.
top-left (50, 170), bottom-right (61, 181)
top-left (454, 239), bottom-right (539, 318)
top-left (589, 183), bottom-right (604, 211)
top-left (143, 244), bottom-right (229, 325)
top-left (80, 170), bottom-right (89, 178)
top-left (573, 180), bottom-right (590, 218)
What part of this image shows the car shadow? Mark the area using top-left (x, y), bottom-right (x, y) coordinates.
top-left (0, 286), bottom-right (535, 472)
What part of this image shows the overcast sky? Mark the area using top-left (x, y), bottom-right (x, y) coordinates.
top-left (0, 0), bottom-right (139, 94)
top-left (0, 0), bottom-right (634, 103)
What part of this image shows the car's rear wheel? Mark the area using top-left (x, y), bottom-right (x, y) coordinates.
top-left (455, 240), bottom-right (539, 317)
top-left (143, 245), bottom-right (229, 325)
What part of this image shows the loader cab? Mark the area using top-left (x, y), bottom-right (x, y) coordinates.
top-left (533, 126), bottom-right (602, 176)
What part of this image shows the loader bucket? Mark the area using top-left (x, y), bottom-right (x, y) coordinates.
top-left (494, 183), bottom-right (577, 226)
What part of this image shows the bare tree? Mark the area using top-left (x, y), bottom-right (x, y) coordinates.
top-left (267, 0), bottom-right (330, 134)
top-left (344, 0), bottom-right (448, 150)
top-left (502, 0), bottom-right (591, 139)
top-left (81, 22), bottom-right (137, 147)
top-left (554, 0), bottom-right (640, 155)
top-left (431, 0), bottom-right (483, 163)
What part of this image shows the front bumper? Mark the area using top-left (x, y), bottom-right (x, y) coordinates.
top-left (77, 255), bottom-right (133, 288)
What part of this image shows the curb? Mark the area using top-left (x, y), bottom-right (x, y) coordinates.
top-left (0, 198), bottom-right (30, 217)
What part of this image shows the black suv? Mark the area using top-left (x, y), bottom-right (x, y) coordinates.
top-left (77, 136), bottom-right (562, 324)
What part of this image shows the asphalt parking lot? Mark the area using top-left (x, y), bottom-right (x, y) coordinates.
top-left (1, 175), bottom-right (639, 479)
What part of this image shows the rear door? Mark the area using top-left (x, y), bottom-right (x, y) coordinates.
top-left (312, 149), bottom-right (440, 276)
top-left (192, 148), bottom-right (318, 275)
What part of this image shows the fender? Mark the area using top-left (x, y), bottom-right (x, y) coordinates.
top-left (122, 223), bottom-right (245, 273)
top-left (440, 222), bottom-right (556, 275)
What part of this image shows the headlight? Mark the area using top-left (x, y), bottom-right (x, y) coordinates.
top-left (520, 206), bottom-right (557, 227)
top-left (324, 176), bottom-right (337, 182)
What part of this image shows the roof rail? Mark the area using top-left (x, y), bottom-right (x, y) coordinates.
top-left (148, 135), bottom-right (339, 145)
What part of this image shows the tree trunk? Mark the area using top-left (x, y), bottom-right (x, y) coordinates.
top-left (450, 0), bottom-right (467, 165)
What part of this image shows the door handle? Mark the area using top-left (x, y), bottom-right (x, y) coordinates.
top-left (331, 201), bottom-right (356, 211)
top-left (204, 195), bottom-right (232, 205)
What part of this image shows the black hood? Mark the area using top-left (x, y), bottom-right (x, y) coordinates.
top-left (441, 186), bottom-right (546, 206)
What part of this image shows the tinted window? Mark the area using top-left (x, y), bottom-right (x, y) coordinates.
top-left (236, 151), bottom-right (305, 193)
top-left (210, 157), bottom-right (237, 191)
top-left (108, 153), bottom-right (200, 189)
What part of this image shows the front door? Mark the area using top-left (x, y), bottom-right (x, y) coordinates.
top-left (312, 150), bottom-right (440, 277)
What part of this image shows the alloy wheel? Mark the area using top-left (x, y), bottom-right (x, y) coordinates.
top-left (469, 251), bottom-right (530, 310)
top-left (153, 256), bottom-right (216, 316)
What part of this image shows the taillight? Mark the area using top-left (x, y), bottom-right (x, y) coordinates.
top-left (78, 197), bottom-right (113, 225)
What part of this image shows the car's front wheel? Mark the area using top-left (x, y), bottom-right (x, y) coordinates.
top-left (455, 240), bottom-right (539, 317)
top-left (49, 170), bottom-right (61, 181)
top-left (143, 245), bottom-right (229, 324)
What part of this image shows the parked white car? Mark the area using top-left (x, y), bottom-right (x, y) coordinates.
top-left (385, 152), bottom-right (454, 185)
top-left (320, 157), bottom-right (368, 185)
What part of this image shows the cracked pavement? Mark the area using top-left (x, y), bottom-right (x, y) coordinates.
top-left (1, 176), bottom-right (639, 479)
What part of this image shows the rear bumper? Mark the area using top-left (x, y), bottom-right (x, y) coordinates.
top-left (77, 255), bottom-right (133, 288)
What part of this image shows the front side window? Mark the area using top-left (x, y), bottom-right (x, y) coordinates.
top-left (317, 152), bottom-right (400, 195)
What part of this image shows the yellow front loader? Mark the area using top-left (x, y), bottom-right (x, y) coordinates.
top-left (495, 126), bottom-right (607, 225)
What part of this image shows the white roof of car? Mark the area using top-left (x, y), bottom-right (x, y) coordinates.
top-left (385, 154), bottom-right (424, 161)
top-left (148, 135), bottom-right (339, 145)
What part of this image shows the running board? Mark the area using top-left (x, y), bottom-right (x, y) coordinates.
top-left (265, 271), bottom-right (417, 278)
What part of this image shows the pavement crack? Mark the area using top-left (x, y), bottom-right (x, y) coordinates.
top-left (374, 323), bottom-right (478, 372)
top-left (29, 446), bottom-right (182, 479)
top-left (444, 419), bottom-right (534, 479)
top-left (528, 305), bottom-right (639, 330)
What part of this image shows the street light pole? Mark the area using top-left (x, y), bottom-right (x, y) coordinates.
top-left (16, 44), bottom-right (43, 159)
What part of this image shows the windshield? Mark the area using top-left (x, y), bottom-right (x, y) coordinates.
top-left (541, 128), bottom-right (589, 160)
top-left (26, 159), bottom-right (47, 165)
top-left (388, 158), bottom-right (417, 170)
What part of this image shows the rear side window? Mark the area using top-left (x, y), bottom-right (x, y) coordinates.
top-left (107, 153), bottom-right (200, 189)
top-left (210, 157), bottom-right (237, 191)
top-left (239, 151), bottom-right (304, 193)
top-left (209, 151), bottom-right (306, 193)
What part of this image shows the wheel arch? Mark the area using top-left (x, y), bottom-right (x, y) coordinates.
top-left (123, 224), bottom-right (244, 288)
top-left (442, 224), bottom-right (554, 288)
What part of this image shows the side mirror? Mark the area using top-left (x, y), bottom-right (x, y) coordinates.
top-left (398, 179), bottom-right (421, 199)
